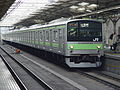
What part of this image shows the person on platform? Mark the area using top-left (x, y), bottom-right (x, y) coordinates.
top-left (109, 32), bottom-right (117, 51)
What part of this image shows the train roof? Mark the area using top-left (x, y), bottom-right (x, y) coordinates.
top-left (29, 19), bottom-right (102, 30)
top-left (5, 19), bottom-right (103, 33)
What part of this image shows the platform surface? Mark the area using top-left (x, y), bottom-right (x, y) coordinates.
top-left (105, 51), bottom-right (120, 60)
top-left (0, 57), bottom-right (20, 90)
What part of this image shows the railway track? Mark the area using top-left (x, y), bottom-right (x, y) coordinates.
top-left (0, 47), bottom-right (53, 90)
top-left (94, 71), bottom-right (120, 82)
top-left (0, 54), bottom-right (27, 90)
top-left (0, 46), bottom-right (88, 90)
top-left (77, 70), bottom-right (120, 90)
top-left (2, 44), bottom-right (120, 90)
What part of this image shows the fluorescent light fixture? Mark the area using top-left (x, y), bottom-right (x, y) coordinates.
top-left (53, 0), bottom-right (59, 2)
top-left (77, 8), bottom-right (85, 12)
top-left (86, 9), bottom-right (92, 12)
top-left (0, 0), bottom-right (56, 26)
top-left (70, 2), bottom-right (98, 13)
top-left (78, 2), bottom-right (89, 6)
top-left (70, 6), bottom-right (79, 13)
top-left (88, 4), bottom-right (98, 9)
top-left (70, 6), bottom-right (78, 9)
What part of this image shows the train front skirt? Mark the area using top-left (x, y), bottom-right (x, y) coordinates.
top-left (65, 58), bottom-right (102, 68)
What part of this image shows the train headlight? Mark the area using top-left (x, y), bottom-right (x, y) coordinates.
top-left (70, 45), bottom-right (74, 49)
top-left (97, 46), bottom-right (101, 49)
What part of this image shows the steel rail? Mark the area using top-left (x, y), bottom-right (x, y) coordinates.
top-left (0, 47), bottom-right (53, 90)
top-left (94, 71), bottom-right (120, 82)
top-left (77, 70), bottom-right (120, 90)
top-left (1, 45), bottom-right (88, 90)
top-left (1, 45), bottom-right (89, 90)
top-left (0, 54), bottom-right (27, 90)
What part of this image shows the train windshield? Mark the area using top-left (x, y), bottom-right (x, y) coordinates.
top-left (67, 20), bottom-right (102, 42)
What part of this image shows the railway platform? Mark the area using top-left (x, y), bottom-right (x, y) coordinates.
top-left (105, 51), bottom-right (120, 59)
top-left (104, 51), bottom-right (120, 75)
top-left (0, 56), bottom-right (20, 90)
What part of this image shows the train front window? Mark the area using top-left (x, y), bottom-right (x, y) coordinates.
top-left (67, 22), bottom-right (78, 40)
top-left (67, 20), bottom-right (102, 41)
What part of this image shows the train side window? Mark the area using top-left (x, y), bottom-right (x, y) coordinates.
top-left (26, 32), bottom-right (27, 42)
top-left (59, 29), bottom-right (62, 39)
top-left (34, 31), bottom-right (35, 41)
top-left (32, 31), bottom-right (34, 41)
top-left (31, 31), bottom-right (33, 42)
top-left (53, 31), bottom-right (58, 42)
top-left (25, 32), bottom-right (26, 42)
top-left (30, 31), bottom-right (32, 43)
top-left (28, 31), bottom-right (30, 43)
top-left (50, 29), bottom-right (52, 42)
top-left (24, 32), bottom-right (26, 42)
top-left (35, 31), bottom-right (38, 41)
top-left (27, 32), bottom-right (28, 43)
top-left (37, 31), bottom-right (39, 42)
top-left (46, 31), bottom-right (49, 41)
top-left (43, 30), bottom-right (45, 42)
top-left (40, 31), bottom-right (42, 41)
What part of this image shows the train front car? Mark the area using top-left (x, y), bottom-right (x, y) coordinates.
top-left (65, 20), bottom-right (103, 68)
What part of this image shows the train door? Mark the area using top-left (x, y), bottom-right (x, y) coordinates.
top-left (20, 32), bottom-right (21, 43)
top-left (35, 31), bottom-right (38, 48)
top-left (17, 33), bottom-right (19, 43)
top-left (29, 31), bottom-right (31, 46)
top-left (50, 29), bottom-right (52, 51)
top-left (58, 28), bottom-right (65, 54)
top-left (37, 31), bottom-right (40, 48)
top-left (20, 32), bottom-right (22, 43)
top-left (31, 31), bottom-right (34, 46)
top-left (27, 31), bottom-right (28, 45)
top-left (37, 30), bottom-right (39, 48)
top-left (23, 32), bottom-right (25, 44)
top-left (24, 32), bottom-right (26, 45)
top-left (30, 31), bottom-right (32, 46)
top-left (45, 30), bottom-right (50, 51)
top-left (43, 30), bottom-right (46, 49)
top-left (33, 31), bottom-right (36, 47)
top-left (28, 31), bottom-right (30, 46)
top-left (22, 32), bottom-right (24, 43)
top-left (52, 29), bottom-right (59, 53)
top-left (38, 31), bottom-right (42, 49)
top-left (58, 29), bottom-right (63, 53)
top-left (26, 32), bottom-right (28, 45)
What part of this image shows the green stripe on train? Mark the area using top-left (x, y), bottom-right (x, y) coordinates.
top-left (67, 44), bottom-right (103, 50)
top-left (52, 43), bottom-right (59, 47)
top-left (45, 42), bottom-right (59, 47)
top-left (45, 42), bottom-right (50, 46)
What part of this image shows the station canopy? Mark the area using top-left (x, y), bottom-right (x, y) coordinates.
top-left (0, 0), bottom-right (15, 22)
top-left (0, 0), bottom-right (120, 27)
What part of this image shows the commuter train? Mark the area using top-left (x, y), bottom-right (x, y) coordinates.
top-left (2, 19), bottom-right (104, 68)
